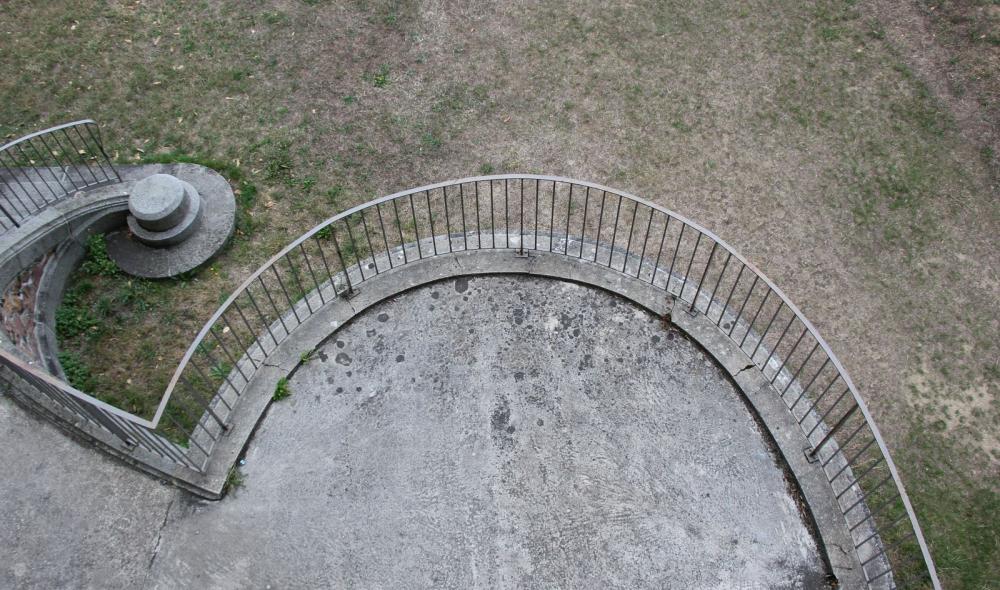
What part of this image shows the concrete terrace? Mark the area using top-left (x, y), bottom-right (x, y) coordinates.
top-left (1, 275), bottom-right (831, 589)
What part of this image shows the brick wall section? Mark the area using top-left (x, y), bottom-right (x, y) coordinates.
top-left (1, 252), bottom-right (52, 362)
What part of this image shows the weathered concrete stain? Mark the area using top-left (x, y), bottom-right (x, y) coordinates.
top-left (145, 275), bottom-right (829, 589)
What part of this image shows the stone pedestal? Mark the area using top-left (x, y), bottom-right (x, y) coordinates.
top-left (106, 166), bottom-right (236, 279)
top-left (126, 174), bottom-right (203, 247)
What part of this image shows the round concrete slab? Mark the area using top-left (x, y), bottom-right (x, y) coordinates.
top-left (106, 167), bottom-right (235, 278)
top-left (149, 276), bottom-right (830, 589)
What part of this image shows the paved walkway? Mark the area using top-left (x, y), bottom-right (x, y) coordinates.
top-left (0, 396), bottom-right (175, 589)
top-left (1, 275), bottom-right (830, 589)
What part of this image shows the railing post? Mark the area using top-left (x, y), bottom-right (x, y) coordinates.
top-left (0, 199), bottom-right (19, 227)
top-left (808, 403), bottom-right (858, 459)
top-left (689, 240), bottom-right (717, 315)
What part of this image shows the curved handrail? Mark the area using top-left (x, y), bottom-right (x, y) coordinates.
top-left (0, 120), bottom-right (120, 230)
top-left (0, 119), bottom-right (99, 151)
top-left (0, 175), bottom-right (940, 588)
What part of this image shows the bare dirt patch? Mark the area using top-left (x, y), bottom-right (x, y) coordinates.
top-left (867, 0), bottom-right (999, 187)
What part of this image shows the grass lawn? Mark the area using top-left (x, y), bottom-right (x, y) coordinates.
top-left (1, 0), bottom-right (997, 586)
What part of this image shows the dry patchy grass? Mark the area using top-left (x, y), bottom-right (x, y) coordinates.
top-left (2, 0), bottom-right (998, 585)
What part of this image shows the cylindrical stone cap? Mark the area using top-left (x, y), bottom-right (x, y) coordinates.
top-left (129, 174), bottom-right (189, 231)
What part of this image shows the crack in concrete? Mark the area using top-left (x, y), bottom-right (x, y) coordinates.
top-left (826, 541), bottom-right (857, 571)
top-left (144, 497), bottom-right (174, 578)
top-left (735, 363), bottom-right (756, 376)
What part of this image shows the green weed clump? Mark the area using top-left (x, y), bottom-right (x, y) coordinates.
top-left (56, 281), bottom-right (100, 340)
top-left (373, 64), bottom-right (390, 88)
top-left (225, 465), bottom-right (244, 491)
top-left (58, 351), bottom-right (96, 393)
top-left (80, 234), bottom-right (118, 277)
top-left (272, 376), bottom-right (291, 401)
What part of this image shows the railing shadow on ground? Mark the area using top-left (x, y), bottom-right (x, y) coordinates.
top-left (0, 174), bottom-right (940, 589)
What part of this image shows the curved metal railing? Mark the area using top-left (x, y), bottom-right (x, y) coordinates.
top-left (0, 120), bottom-right (120, 231)
top-left (0, 175), bottom-right (939, 588)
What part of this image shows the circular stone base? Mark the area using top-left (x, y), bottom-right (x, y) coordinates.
top-left (106, 169), bottom-right (236, 278)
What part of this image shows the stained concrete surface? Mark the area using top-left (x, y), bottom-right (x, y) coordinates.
top-left (148, 276), bottom-right (829, 589)
top-left (0, 274), bottom-right (831, 589)
top-left (0, 396), bottom-right (178, 589)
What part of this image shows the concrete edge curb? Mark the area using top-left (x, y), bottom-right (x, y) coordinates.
top-left (671, 307), bottom-right (865, 588)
